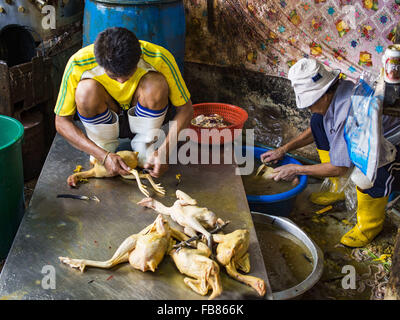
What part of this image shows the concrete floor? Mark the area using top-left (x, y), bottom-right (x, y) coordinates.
top-left (291, 180), bottom-right (397, 300)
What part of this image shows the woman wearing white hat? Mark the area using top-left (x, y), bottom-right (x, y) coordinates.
top-left (260, 58), bottom-right (400, 247)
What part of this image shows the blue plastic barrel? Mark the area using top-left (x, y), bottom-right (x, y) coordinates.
top-left (242, 146), bottom-right (308, 217)
top-left (83, 0), bottom-right (186, 72)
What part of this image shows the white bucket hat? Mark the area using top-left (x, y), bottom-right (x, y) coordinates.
top-left (288, 58), bottom-right (341, 109)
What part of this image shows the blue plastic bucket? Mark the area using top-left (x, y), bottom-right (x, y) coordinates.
top-left (242, 146), bottom-right (308, 217)
top-left (83, 0), bottom-right (186, 72)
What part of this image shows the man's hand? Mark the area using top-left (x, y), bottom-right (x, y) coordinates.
top-left (144, 150), bottom-right (169, 178)
top-left (104, 152), bottom-right (131, 177)
top-left (260, 147), bottom-right (287, 164)
top-left (272, 164), bottom-right (301, 185)
top-left (142, 100), bottom-right (192, 178)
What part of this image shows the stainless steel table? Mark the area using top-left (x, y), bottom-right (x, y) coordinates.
top-left (0, 134), bottom-right (272, 300)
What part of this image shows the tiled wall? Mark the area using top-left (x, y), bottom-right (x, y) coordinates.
top-left (184, 0), bottom-right (399, 81)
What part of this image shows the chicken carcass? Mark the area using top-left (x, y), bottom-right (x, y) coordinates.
top-left (213, 230), bottom-right (266, 297)
top-left (255, 163), bottom-right (276, 180)
top-left (255, 163), bottom-right (299, 185)
top-left (59, 214), bottom-right (186, 272)
top-left (137, 190), bottom-right (224, 249)
top-left (170, 240), bottom-right (222, 300)
top-left (67, 150), bottom-right (165, 197)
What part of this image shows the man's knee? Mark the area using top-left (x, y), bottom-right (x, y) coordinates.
top-left (75, 79), bottom-right (108, 116)
top-left (138, 72), bottom-right (169, 110)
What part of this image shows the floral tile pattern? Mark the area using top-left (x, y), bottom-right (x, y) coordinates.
top-left (185, 0), bottom-right (399, 80)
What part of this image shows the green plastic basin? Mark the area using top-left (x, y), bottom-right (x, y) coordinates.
top-left (0, 115), bottom-right (25, 259)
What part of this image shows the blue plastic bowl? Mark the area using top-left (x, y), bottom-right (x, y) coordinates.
top-left (242, 146), bottom-right (308, 217)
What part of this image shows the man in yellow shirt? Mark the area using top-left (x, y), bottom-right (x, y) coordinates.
top-left (54, 27), bottom-right (193, 179)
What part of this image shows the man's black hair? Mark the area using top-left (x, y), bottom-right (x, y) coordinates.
top-left (94, 27), bottom-right (142, 77)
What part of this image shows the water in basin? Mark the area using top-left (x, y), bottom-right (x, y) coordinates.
top-left (242, 160), bottom-right (295, 196)
top-left (254, 221), bottom-right (314, 292)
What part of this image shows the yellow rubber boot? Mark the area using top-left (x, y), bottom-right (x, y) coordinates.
top-left (340, 189), bottom-right (388, 248)
top-left (310, 149), bottom-right (345, 205)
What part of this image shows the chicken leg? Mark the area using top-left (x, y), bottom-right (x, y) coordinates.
top-left (213, 230), bottom-right (266, 297)
top-left (225, 260), bottom-right (266, 297)
top-left (59, 215), bottom-right (173, 273)
top-left (59, 223), bottom-right (152, 272)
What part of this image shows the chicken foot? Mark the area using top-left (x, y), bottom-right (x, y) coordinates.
top-left (122, 170), bottom-right (165, 197)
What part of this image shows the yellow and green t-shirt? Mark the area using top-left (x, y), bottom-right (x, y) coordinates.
top-left (54, 40), bottom-right (191, 116)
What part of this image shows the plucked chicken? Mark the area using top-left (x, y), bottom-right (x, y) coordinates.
top-left (59, 214), bottom-right (186, 272)
top-left (138, 190), bottom-right (224, 248)
top-left (170, 240), bottom-right (222, 300)
top-left (67, 150), bottom-right (165, 197)
top-left (255, 163), bottom-right (276, 180)
top-left (213, 230), bottom-right (266, 296)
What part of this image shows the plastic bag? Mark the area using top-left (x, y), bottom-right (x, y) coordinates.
top-left (317, 172), bottom-right (357, 213)
top-left (344, 72), bottom-right (396, 188)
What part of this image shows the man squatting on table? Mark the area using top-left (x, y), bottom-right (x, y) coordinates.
top-left (54, 27), bottom-right (193, 179)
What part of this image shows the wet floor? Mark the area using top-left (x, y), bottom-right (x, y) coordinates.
top-left (252, 180), bottom-right (397, 300)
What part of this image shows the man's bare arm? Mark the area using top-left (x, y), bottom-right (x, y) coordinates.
top-left (296, 162), bottom-right (349, 178)
top-left (272, 162), bottom-right (349, 182)
top-left (282, 127), bottom-right (315, 152)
